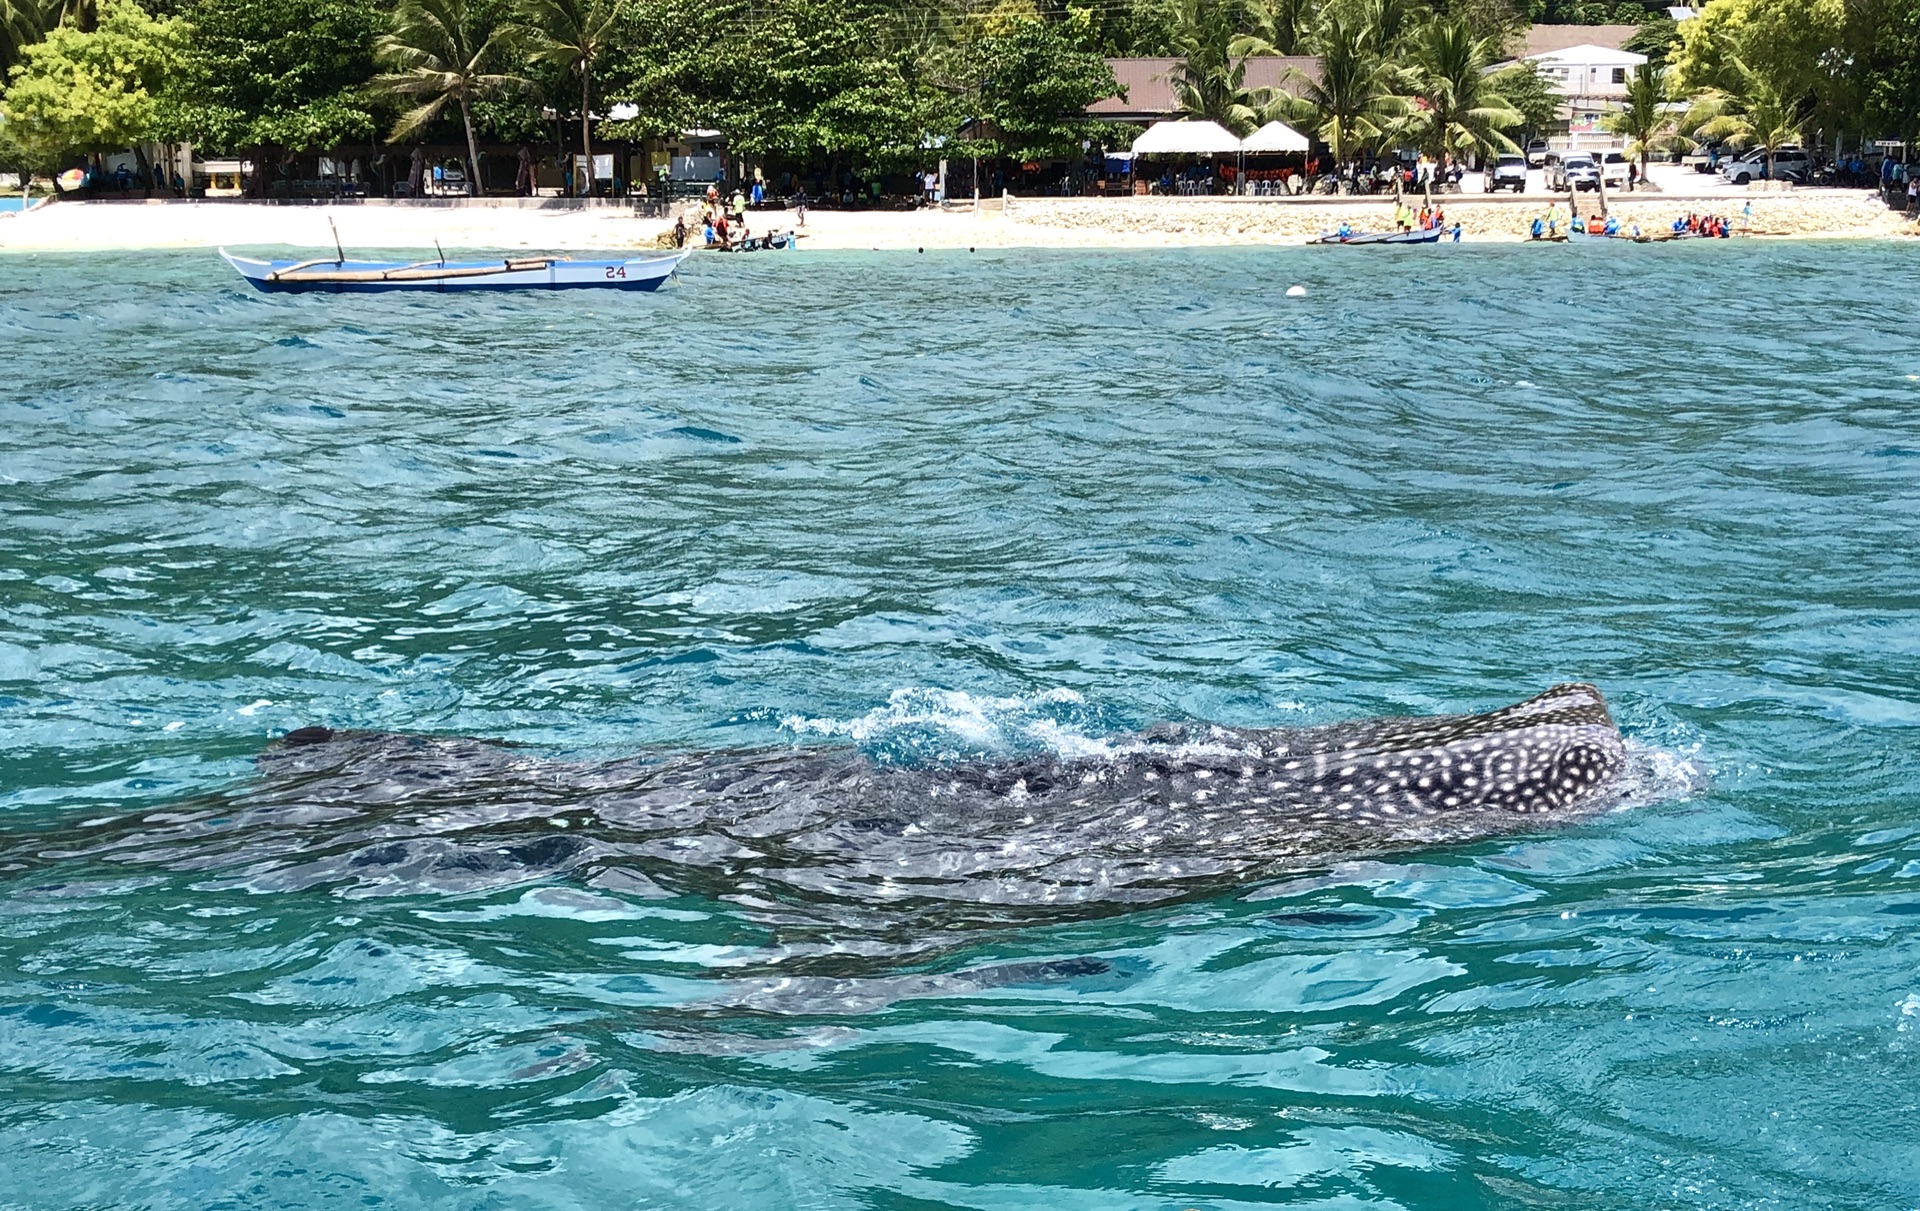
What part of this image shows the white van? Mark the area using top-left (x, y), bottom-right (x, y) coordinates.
top-left (1600, 151), bottom-right (1630, 190)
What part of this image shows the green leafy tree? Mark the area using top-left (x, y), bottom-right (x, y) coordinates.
top-left (728, 0), bottom-right (944, 172)
top-left (1623, 14), bottom-right (1678, 69)
top-left (514, 0), bottom-right (616, 192)
top-left (1167, 0), bottom-right (1257, 133)
top-left (1266, 12), bottom-right (1407, 165)
top-left (1602, 61), bottom-right (1676, 180)
top-left (1671, 0), bottom-right (1842, 100)
top-left (1077, 0), bottom-right (1178, 55)
top-left (1405, 18), bottom-right (1521, 174)
top-left (1857, 0), bottom-right (1920, 142)
top-left (1, 0), bottom-right (186, 172)
top-left (172, 0), bottom-right (384, 159)
top-left (373, 0), bottom-right (527, 195)
top-left (1439, 0), bottom-right (1526, 52)
top-left (609, 0), bottom-right (945, 177)
top-left (1489, 59), bottom-right (1557, 143)
top-left (963, 15), bottom-right (1117, 162)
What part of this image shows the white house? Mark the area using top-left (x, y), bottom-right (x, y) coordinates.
top-left (1523, 44), bottom-right (1649, 149)
top-left (1527, 44), bottom-right (1648, 100)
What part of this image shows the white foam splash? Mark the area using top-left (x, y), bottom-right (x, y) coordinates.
top-left (780, 687), bottom-right (1086, 746)
top-left (781, 687), bottom-right (1269, 765)
top-left (1609, 738), bottom-right (1709, 810)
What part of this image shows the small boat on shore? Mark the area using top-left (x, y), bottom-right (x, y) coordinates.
top-left (1311, 228), bottom-right (1447, 245)
top-left (705, 231), bottom-right (802, 253)
top-left (220, 248), bottom-right (689, 294)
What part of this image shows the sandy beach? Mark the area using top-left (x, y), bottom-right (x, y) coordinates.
top-left (0, 187), bottom-right (1910, 256)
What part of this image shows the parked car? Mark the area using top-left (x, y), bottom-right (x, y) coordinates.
top-left (1483, 154), bottom-right (1527, 193)
top-left (1600, 150), bottom-right (1630, 190)
top-left (1549, 152), bottom-right (1599, 192)
top-left (1524, 138), bottom-right (1550, 168)
top-left (1720, 146), bottom-right (1811, 185)
top-left (433, 162), bottom-right (469, 195)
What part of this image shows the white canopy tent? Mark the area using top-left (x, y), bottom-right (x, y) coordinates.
top-left (1127, 119), bottom-right (1312, 195)
top-left (1129, 120), bottom-right (1246, 157)
top-left (1240, 120), bottom-right (1309, 153)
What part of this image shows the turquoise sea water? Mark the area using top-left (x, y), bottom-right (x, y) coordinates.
top-left (3, 242), bottom-right (1919, 1209)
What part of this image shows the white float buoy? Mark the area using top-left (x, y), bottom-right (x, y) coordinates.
top-left (1285, 284), bottom-right (1307, 298)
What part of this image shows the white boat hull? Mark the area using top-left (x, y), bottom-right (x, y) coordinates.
top-left (219, 250), bottom-right (688, 294)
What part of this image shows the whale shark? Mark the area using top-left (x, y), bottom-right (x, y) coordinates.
top-left (25, 684), bottom-right (1631, 945)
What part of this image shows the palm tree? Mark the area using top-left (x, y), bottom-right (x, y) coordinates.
top-left (0, 0), bottom-right (44, 68)
top-left (1683, 55), bottom-right (1804, 182)
top-left (1405, 19), bottom-right (1521, 186)
top-left (515, 0), bottom-right (618, 195)
top-left (1602, 62), bottom-right (1676, 187)
top-left (1230, 0), bottom-right (1319, 57)
top-left (1264, 12), bottom-right (1407, 170)
top-left (1166, 0), bottom-right (1258, 134)
top-left (1336, 0), bottom-right (1422, 57)
top-left (374, 0), bottom-right (528, 197)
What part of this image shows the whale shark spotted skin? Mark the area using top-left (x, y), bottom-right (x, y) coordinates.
top-left (38, 683), bottom-right (1629, 930)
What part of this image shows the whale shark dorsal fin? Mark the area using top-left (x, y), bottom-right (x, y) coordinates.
top-left (1499, 682), bottom-right (1613, 725)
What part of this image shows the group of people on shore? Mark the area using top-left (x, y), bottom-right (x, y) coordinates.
top-left (1392, 200), bottom-right (1448, 232)
top-left (1673, 211), bottom-right (1738, 237)
top-left (670, 181), bottom-right (805, 251)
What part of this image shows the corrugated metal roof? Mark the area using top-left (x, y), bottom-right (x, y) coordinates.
top-left (1091, 57), bottom-right (1321, 121)
top-left (1521, 23), bottom-right (1641, 56)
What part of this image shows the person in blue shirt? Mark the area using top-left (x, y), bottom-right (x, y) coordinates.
top-left (1337, 220), bottom-right (1353, 239)
top-left (1530, 216), bottom-right (1544, 239)
top-left (1603, 214), bottom-right (1619, 236)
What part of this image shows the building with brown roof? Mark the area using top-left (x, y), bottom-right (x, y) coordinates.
top-left (1519, 23), bottom-right (1642, 57)
top-left (1090, 57), bottom-right (1321, 123)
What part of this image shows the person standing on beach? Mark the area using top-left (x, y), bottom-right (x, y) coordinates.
top-left (515, 146), bottom-right (534, 197)
top-left (793, 188), bottom-right (808, 228)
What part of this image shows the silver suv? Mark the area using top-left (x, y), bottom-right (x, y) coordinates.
top-left (1720, 146), bottom-right (1811, 185)
top-left (1549, 153), bottom-right (1599, 192)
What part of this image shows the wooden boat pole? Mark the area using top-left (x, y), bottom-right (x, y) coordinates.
top-left (328, 217), bottom-right (346, 266)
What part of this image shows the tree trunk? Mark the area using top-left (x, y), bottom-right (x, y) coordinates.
top-left (460, 96), bottom-right (482, 197)
top-left (580, 65), bottom-right (594, 196)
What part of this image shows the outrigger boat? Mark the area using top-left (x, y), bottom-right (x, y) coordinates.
top-left (1311, 227), bottom-right (1447, 245)
top-left (705, 230), bottom-right (802, 253)
top-left (219, 233), bottom-right (689, 294)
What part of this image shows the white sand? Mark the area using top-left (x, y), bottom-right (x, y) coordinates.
top-left (1, 188), bottom-right (1910, 256)
top-left (0, 199), bottom-right (669, 254)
